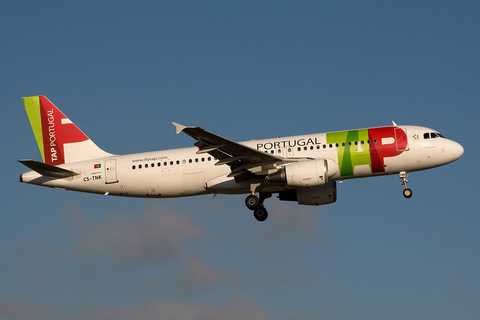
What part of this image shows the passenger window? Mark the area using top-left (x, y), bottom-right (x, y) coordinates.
top-left (170, 161), bottom-right (174, 165)
top-left (145, 164), bottom-right (148, 168)
top-left (335, 143), bottom-right (339, 147)
top-left (323, 145), bottom-right (326, 149)
top-left (139, 164), bottom-right (142, 169)
top-left (132, 165), bottom-right (136, 170)
top-left (195, 158), bottom-right (198, 162)
top-left (164, 162), bottom-right (167, 166)
top-left (208, 157), bottom-right (211, 161)
top-left (310, 146), bottom-right (314, 150)
top-left (297, 147), bottom-right (301, 151)
top-left (342, 142), bottom-right (345, 147)
top-left (189, 159), bottom-right (192, 163)
top-left (158, 162), bottom-right (161, 167)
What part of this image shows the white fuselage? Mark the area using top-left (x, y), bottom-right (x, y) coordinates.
top-left (20, 125), bottom-right (463, 198)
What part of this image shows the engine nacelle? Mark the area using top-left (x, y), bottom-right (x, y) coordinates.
top-left (268, 159), bottom-right (336, 187)
top-left (278, 181), bottom-right (337, 206)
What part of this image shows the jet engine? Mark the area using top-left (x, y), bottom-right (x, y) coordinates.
top-left (267, 159), bottom-right (337, 187)
top-left (278, 181), bottom-right (337, 206)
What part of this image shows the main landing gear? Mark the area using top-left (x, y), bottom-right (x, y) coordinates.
top-left (399, 171), bottom-right (413, 198)
top-left (245, 192), bottom-right (271, 222)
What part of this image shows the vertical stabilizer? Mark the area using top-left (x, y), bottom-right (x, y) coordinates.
top-left (22, 96), bottom-right (113, 165)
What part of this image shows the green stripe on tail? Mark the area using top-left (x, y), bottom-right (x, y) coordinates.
top-left (22, 96), bottom-right (45, 162)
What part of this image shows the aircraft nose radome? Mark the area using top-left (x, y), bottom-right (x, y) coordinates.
top-left (451, 141), bottom-right (464, 161)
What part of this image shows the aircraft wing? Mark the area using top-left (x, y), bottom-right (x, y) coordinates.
top-left (172, 123), bottom-right (284, 177)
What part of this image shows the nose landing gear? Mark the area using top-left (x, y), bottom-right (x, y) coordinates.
top-left (245, 192), bottom-right (271, 221)
top-left (399, 171), bottom-right (413, 198)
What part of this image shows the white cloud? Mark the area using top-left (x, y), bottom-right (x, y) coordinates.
top-left (89, 294), bottom-right (272, 320)
top-left (173, 256), bottom-right (226, 294)
top-left (0, 295), bottom-right (274, 320)
top-left (0, 299), bottom-right (53, 320)
top-left (65, 205), bottom-right (233, 297)
top-left (71, 206), bottom-right (208, 264)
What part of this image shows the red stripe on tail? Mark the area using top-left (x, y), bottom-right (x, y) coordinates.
top-left (39, 96), bottom-right (88, 165)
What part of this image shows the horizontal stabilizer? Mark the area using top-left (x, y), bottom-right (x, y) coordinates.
top-left (18, 159), bottom-right (79, 178)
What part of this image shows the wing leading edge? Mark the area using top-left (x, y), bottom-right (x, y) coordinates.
top-left (172, 122), bottom-right (285, 177)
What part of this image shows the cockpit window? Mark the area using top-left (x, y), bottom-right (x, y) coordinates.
top-left (424, 132), bottom-right (446, 139)
top-left (431, 132), bottom-right (446, 138)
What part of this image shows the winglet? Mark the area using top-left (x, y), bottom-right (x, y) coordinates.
top-left (172, 122), bottom-right (187, 134)
top-left (392, 121), bottom-right (398, 126)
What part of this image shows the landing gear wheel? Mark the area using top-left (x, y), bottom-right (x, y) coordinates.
top-left (253, 206), bottom-right (268, 222)
top-left (403, 188), bottom-right (413, 198)
top-left (245, 194), bottom-right (261, 210)
top-left (399, 171), bottom-right (413, 199)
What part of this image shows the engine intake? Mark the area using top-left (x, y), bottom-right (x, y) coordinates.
top-left (268, 159), bottom-right (336, 187)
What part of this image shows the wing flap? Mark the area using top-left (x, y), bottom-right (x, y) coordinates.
top-left (196, 144), bottom-right (228, 154)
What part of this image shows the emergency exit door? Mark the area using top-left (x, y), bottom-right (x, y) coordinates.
top-left (105, 159), bottom-right (118, 184)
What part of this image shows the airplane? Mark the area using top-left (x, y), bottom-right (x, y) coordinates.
top-left (19, 96), bottom-right (464, 221)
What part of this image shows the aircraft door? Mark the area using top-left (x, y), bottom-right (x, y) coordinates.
top-left (279, 146), bottom-right (294, 158)
top-left (286, 147), bottom-right (294, 158)
top-left (395, 128), bottom-right (409, 152)
top-left (105, 159), bottom-right (118, 184)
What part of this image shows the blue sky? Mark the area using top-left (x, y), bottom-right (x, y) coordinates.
top-left (1, 1), bottom-right (479, 319)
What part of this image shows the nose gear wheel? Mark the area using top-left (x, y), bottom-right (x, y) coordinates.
top-left (399, 171), bottom-right (413, 198)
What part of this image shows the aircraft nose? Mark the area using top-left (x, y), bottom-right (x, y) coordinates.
top-left (451, 141), bottom-right (464, 161)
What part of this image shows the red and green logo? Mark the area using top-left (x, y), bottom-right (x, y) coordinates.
top-left (326, 127), bottom-right (408, 176)
top-left (23, 96), bottom-right (89, 165)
